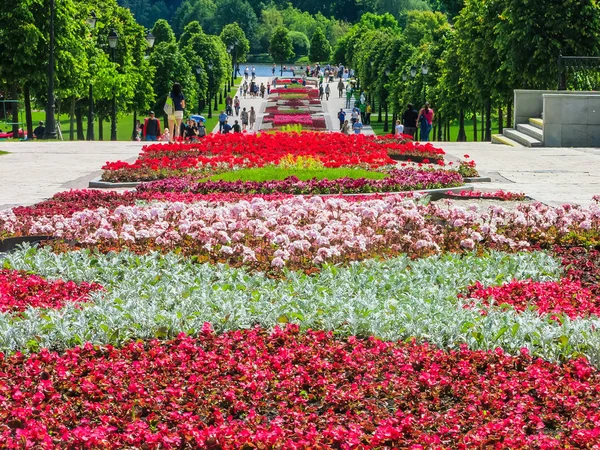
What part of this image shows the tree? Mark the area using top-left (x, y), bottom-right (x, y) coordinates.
top-left (179, 20), bottom-right (204, 48)
top-left (151, 19), bottom-right (175, 45)
top-left (220, 22), bottom-right (250, 64)
top-left (173, 0), bottom-right (216, 36)
top-left (149, 41), bottom-right (196, 123)
top-left (288, 31), bottom-right (310, 58)
top-left (269, 27), bottom-right (294, 74)
top-left (309, 27), bottom-right (331, 63)
top-left (212, 0), bottom-right (258, 49)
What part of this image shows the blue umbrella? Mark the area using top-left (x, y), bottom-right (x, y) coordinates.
top-left (190, 115), bottom-right (205, 123)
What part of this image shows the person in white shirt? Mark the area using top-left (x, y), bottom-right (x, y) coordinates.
top-left (395, 120), bottom-right (404, 136)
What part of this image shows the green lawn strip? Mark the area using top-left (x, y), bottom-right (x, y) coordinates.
top-left (207, 167), bottom-right (387, 182)
top-left (0, 150), bottom-right (9, 155)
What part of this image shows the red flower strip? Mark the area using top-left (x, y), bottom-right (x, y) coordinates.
top-left (464, 278), bottom-right (600, 319)
top-left (0, 326), bottom-right (599, 448)
top-left (0, 269), bottom-right (102, 313)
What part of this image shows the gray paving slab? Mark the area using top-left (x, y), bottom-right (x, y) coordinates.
top-left (0, 141), bottom-right (144, 209)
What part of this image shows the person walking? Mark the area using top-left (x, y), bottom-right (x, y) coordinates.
top-left (260, 83), bottom-right (266, 98)
top-left (218, 110), bottom-right (228, 133)
top-left (402, 103), bottom-right (419, 138)
top-left (251, 66), bottom-right (256, 80)
top-left (241, 107), bottom-right (249, 131)
top-left (365, 103), bottom-right (372, 125)
top-left (225, 95), bottom-right (233, 116)
top-left (143, 111), bottom-right (161, 141)
top-left (234, 96), bottom-right (241, 116)
top-left (359, 102), bottom-right (366, 124)
top-left (249, 106), bottom-right (256, 130)
top-left (337, 109), bottom-right (346, 131)
top-left (319, 84), bottom-right (324, 100)
top-left (168, 82), bottom-right (185, 142)
top-left (417, 103), bottom-right (434, 142)
top-left (272, 63), bottom-right (276, 75)
top-left (267, 82), bottom-right (271, 95)
top-left (338, 79), bottom-right (345, 98)
top-left (325, 84), bottom-right (331, 101)
top-left (345, 86), bottom-right (353, 109)
top-left (232, 120), bottom-right (241, 133)
top-left (244, 66), bottom-right (249, 80)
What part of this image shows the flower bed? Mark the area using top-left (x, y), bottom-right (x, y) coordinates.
top-left (1, 326), bottom-right (599, 448)
top-left (445, 190), bottom-right (527, 201)
top-left (100, 133), bottom-right (397, 182)
top-left (0, 269), bottom-right (102, 313)
top-left (465, 278), bottom-right (600, 320)
top-left (139, 168), bottom-right (463, 196)
top-left (272, 114), bottom-right (313, 126)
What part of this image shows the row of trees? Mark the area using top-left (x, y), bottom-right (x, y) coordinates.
top-left (0, 0), bottom-right (249, 140)
top-left (335, 0), bottom-right (600, 141)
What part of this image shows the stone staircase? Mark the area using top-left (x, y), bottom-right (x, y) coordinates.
top-left (492, 118), bottom-right (544, 147)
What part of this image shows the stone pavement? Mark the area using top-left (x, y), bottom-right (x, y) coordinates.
top-left (321, 80), bottom-right (375, 135)
top-left (439, 142), bottom-right (600, 207)
top-left (0, 140), bottom-right (144, 210)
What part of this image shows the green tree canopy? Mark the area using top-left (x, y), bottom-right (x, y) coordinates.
top-left (309, 28), bottom-right (331, 63)
top-left (288, 31), bottom-right (310, 57)
top-left (151, 18), bottom-right (176, 45)
top-left (220, 22), bottom-right (250, 64)
top-left (269, 26), bottom-right (295, 65)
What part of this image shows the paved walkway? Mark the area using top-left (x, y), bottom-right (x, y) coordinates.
top-left (0, 141), bottom-right (144, 210)
top-left (439, 143), bottom-right (600, 207)
top-left (321, 80), bottom-right (375, 135)
top-left (211, 77), bottom-right (271, 134)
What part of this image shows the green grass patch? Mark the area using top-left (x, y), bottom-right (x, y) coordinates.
top-left (206, 167), bottom-right (388, 183)
top-left (0, 150), bottom-right (9, 155)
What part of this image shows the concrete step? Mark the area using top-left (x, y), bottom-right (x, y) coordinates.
top-left (492, 134), bottom-right (524, 147)
top-left (529, 117), bottom-right (544, 130)
top-left (517, 123), bottom-right (543, 141)
top-left (503, 128), bottom-right (543, 147)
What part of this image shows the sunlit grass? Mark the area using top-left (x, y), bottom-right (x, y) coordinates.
top-left (206, 167), bottom-right (387, 182)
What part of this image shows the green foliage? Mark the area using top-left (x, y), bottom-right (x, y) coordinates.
top-left (207, 167), bottom-right (387, 182)
top-left (149, 41), bottom-right (197, 117)
top-left (173, 0), bottom-right (216, 36)
top-left (309, 28), bottom-right (331, 63)
top-left (220, 22), bottom-right (250, 64)
top-left (212, 0), bottom-right (258, 45)
top-left (151, 19), bottom-right (176, 45)
top-left (269, 26), bottom-right (295, 64)
top-left (288, 31), bottom-right (310, 57)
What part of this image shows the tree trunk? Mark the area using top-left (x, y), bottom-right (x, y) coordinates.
top-left (485, 99), bottom-right (492, 141)
top-left (457, 109), bottom-right (467, 142)
top-left (507, 101), bottom-right (512, 128)
top-left (213, 93), bottom-right (218, 111)
top-left (437, 115), bottom-right (442, 141)
top-left (132, 110), bottom-right (137, 141)
top-left (480, 107), bottom-right (484, 141)
top-left (76, 104), bottom-right (84, 140)
top-left (69, 96), bottom-right (76, 141)
top-left (445, 119), bottom-right (450, 142)
top-left (473, 112), bottom-right (477, 142)
top-left (11, 83), bottom-right (19, 138)
top-left (98, 116), bottom-right (103, 141)
top-left (378, 102), bottom-right (382, 122)
top-left (498, 107), bottom-right (503, 134)
top-left (24, 83), bottom-right (33, 140)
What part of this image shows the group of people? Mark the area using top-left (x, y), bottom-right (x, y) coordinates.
top-left (219, 105), bottom-right (256, 133)
top-left (397, 103), bottom-right (434, 141)
top-left (241, 80), bottom-right (268, 99)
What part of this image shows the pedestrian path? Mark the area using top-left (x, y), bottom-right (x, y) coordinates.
top-left (320, 79), bottom-right (374, 135)
top-left (210, 77), bottom-right (271, 134)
